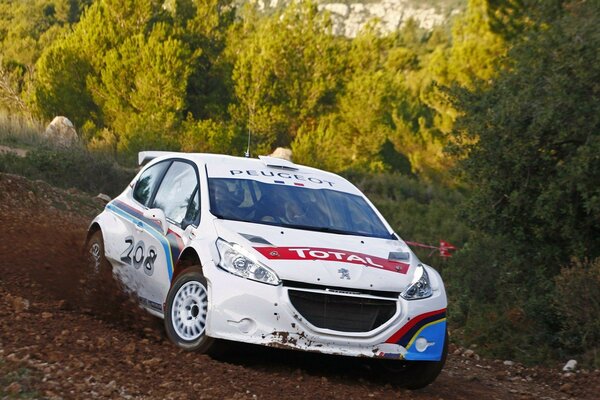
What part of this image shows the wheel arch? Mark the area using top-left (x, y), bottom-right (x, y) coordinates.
top-left (86, 222), bottom-right (102, 243)
top-left (172, 246), bottom-right (203, 284)
top-left (84, 222), bottom-right (104, 255)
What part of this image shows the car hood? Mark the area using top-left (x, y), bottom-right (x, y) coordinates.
top-left (213, 219), bottom-right (418, 293)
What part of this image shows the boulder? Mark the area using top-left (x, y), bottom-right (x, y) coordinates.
top-left (44, 116), bottom-right (78, 147)
top-left (563, 359), bottom-right (577, 372)
top-left (270, 147), bottom-right (293, 162)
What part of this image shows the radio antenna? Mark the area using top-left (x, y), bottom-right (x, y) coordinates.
top-left (245, 127), bottom-right (251, 158)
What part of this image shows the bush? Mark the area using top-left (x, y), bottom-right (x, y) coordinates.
top-left (445, 233), bottom-right (561, 364)
top-left (554, 258), bottom-right (600, 367)
top-left (0, 145), bottom-right (134, 197)
top-left (347, 171), bottom-right (469, 264)
top-left (0, 113), bottom-right (47, 149)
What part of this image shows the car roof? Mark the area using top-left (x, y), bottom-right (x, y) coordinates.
top-left (140, 151), bottom-right (348, 186)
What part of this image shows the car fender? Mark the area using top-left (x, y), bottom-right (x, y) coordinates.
top-left (87, 208), bottom-right (131, 265)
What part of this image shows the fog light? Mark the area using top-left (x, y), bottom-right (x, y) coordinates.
top-left (415, 337), bottom-right (430, 352)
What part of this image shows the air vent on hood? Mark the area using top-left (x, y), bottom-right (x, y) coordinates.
top-left (388, 251), bottom-right (410, 261)
top-left (239, 233), bottom-right (273, 245)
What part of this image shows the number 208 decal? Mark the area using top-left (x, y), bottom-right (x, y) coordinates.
top-left (120, 236), bottom-right (157, 276)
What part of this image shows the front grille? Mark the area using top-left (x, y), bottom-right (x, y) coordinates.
top-left (282, 280), bottom-right (401, 299)
top-left (287, 290), bottom-right (397, 333)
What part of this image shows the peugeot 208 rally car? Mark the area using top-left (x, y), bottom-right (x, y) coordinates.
top-left (85, 152), bottom-right (448, 389)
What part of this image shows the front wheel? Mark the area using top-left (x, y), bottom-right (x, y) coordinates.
top-left (381, 330), bottom-right (449, 390)
top-left (164, 269), bottom-right (215, 352)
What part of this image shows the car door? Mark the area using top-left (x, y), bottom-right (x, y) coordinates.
top-left (139, 160), bottom-right (201, 311)
top-left (109, 160), bottom-right (171, 297)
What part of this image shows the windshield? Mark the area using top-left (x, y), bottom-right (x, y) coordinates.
top-left (208, 178), bottom-right (393, 239)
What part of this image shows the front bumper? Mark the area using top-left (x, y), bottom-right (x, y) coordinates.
top-left (204, 265), bottom-right (447, 361)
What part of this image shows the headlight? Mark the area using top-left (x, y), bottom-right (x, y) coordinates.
top-left (401, 264), bottom-right (432, 300)
top-left (216, 239), bottom-right (281, 285)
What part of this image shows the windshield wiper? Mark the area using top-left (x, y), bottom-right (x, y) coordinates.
top-left (280, 224), bottom-right (356, 236)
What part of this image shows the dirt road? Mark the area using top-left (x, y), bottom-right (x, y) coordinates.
top-left (0, 173), bottom-right (597, 399)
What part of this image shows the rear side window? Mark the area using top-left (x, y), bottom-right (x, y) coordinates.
top-left (152, 161), bottom-right (199, 227)
top-left (133, 161), bottom-right (170, 206)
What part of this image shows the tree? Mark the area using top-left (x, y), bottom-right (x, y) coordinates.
top-left (448, 0), bottom-right (600, 360)
top-left (228, 1), bottom-right (346, 154)
top-left (30, 0), bottom-right (234, 154)
top-left (0, 0), bottom-right (91, 113)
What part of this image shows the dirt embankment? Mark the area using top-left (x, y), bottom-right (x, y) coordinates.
top-left (0, 173), bottom-right (598, 399)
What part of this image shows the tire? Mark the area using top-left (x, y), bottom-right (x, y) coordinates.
top-left (83, 230), bottom-right (113, 298)
top-left (164, 268), bottom-right (215, 352)
top-left (382, 330), bottom-right (449, 390)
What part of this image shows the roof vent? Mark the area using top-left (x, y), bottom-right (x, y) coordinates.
top-left (258, 155), bottom-right (299, 171)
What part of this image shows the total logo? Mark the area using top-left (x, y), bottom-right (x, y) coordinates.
top-left (253, 246), bottom-right (410, 274)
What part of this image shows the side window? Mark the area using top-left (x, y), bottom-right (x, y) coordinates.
top-left (133, 161), bottom-right (170, 207)
top-left (152, 161), bottom-right (199, 227)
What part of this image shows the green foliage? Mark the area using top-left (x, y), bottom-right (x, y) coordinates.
top-left (19, 0), bottom-right (497, 177)
top-left (32, 40), bottom-right (98, 129)
top-left (554, 258), bottom-right (600, 367)
top-left (180, 117), bottom-right (246, 155)
top-left (0, 112), bottom-right (46, 148)
top-left (31, 0), bottom-right (234, 154)
top-left (0, 0), bottom-right (91, 113)
top-left (228, 1), bottom-right (346, 154)
top-left (451, 0), bottom-right (600, 264)
top-left (351, 172), bottom-right (469, 250)
top-left (447, 0), bottom-right (600, 364)
top-left (0, 145), bottom-right (133, 196)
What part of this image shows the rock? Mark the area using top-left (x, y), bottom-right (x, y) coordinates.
top-left (96, 193), bottom-right (111, 203)
top-left (269, 147), bottom-right (293, 161)
top-left (44, 116), bottom-right (78, 147)
top-left (560, 383), bottom-right (574, 392)
top-left (320, 3), bottom-right (350, 18)
top-left (142, 357), bottom-right (162, 367)
top-left (5, 382), bottom-right (22, 394)
top-left (123, 342), bottom-right (136, 354)
top-left (463, 349), bottom-right (475, 358)
top-left (12, 296), bottom-right (30, 313)
top-left (313, 0), bottom-right (456, 38)
top-left (504, 360), bottom-right (515, 366)
top-left (0, 145), bottom-right (28, 157)
top-left (563, 359), bottom-right (577, 372)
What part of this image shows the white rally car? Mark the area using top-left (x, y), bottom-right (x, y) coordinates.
top-left (86, 152), bottom-right (448, 388)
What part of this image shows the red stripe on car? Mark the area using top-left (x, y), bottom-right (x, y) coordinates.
top-left (253, 246), bottom-right (410, 274)
top-left (385, 309), bottom-right (447, 344)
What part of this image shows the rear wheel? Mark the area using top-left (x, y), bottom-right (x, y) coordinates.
top-left (382, 330), bottom-right (449, 390)
top-left (83, 230), bottom-right (113, 298)
top-left (164, 268), bottom-right (215, 352)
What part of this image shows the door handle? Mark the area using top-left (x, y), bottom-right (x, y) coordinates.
top-left (135, 221), bottom-right (144, 232)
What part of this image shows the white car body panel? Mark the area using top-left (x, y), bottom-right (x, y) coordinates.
top-left (88, 152), bottom-right (448, 361)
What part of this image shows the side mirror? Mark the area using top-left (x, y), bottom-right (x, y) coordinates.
top-left (143, 208), bottom-right (168, 235)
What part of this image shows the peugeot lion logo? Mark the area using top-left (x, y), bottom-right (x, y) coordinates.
top-left (338, 268), bottom-right (351, 280)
